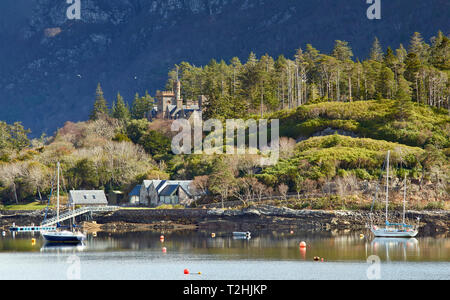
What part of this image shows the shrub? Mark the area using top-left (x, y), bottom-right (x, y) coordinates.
top-left (424, 201), bottom-right (444, 210)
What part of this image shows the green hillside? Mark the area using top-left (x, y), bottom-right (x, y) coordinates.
top-left (271, 100), bottom-right (450, 148)
top-left (258, 134), bottom-right (426, 187)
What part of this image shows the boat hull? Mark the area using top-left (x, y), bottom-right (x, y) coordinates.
top-left (232, 232), bottom-right (251, 239)
top-left (42, 232), bottom-right (85, 243)
top-left (371, 228), bottom-right (418, 238)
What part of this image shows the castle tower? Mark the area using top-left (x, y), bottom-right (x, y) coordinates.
top-left (175, 80), bottom-right (182, 110)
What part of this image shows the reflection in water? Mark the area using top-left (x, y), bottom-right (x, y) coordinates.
top-left (232, 236), bottom-right (251, 240)
top-left (370, 238), bottom-right (420, 262)
top-left (40, 242), bottom-right (87, 253)
top-left (1, 230), bottom-right (448, 263)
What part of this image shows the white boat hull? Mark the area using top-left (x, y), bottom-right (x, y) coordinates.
top-left (371, 228), bottom-right (418, 238)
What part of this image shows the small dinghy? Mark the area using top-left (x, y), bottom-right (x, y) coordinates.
top-left (233, 232), bottom-right (251, 239)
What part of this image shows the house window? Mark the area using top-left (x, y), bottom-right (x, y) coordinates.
top-left (92, 195), bottom-right (96, 200)
top-left (83, 195), bottom-right (87, 200)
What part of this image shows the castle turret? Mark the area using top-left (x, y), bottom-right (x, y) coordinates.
top-left (175, 80), bottom-right (182, 110)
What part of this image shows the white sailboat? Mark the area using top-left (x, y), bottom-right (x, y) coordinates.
top-left (370, 151), bottom-right (419, 238)
top-left (42, 162), bottom-right (86, 243)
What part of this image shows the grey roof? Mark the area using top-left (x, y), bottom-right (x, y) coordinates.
top-left (142, 180), bottom-right (194, 197)
top-left (143, 180), bottom-right (164, 190)
top-left (155, 180), bottom-right (167, 192)
top-left (159, 184), bottom-right (179, 197)
top-left (69, 190), bottom-right (108, 205)
top-left (157, 180), bottom-right (193, 197)
top-left (129, 185), bottom-right (141, 197)
top-left (167, 105), bottom-right (177, 114)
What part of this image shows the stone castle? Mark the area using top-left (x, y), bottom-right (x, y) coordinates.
top-left (150, 80), bottom-right (205, 120)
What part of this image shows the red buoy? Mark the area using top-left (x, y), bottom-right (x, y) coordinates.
top-left (162, 247), bottom-right (167, 253)
top-left (299, 241), bottom-right (307, 248)
top-left (184, 269), bottom-right (189, 275)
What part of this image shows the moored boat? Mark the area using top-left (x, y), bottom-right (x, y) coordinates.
top-left (42, 162), bottom-right (87, 244)
top-left (42, 230), bottom-right (86, 243)
top-left (371, 225), bottom-right (418, 238)
top-left (369, 151), bottom-right (419, 238)
top-left (233, 231), bottom-right (251, 239)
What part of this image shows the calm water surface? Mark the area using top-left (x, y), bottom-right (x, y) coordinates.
top-left (0, 230), bottom-right (448, 280)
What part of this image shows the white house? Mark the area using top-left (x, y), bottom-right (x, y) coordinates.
top-left (68, 190), bottom-right (108, 207)
top-left (128, 185), bottom-right (141, 205)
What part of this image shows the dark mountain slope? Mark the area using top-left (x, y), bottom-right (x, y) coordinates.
top-left (0, 0), bottom-right (448, 136)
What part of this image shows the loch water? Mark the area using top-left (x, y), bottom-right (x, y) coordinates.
top-left (0, 230), bottom-right (448, 280)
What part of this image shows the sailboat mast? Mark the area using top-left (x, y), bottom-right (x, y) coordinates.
top-left (403, 173), bottom-right (407, 225)
top-left (57, 162), bottom-right (60, 224)
top-left (385, 151), bottom-right (390, 225)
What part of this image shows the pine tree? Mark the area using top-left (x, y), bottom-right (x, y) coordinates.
top-left (383, 47), bottom-right (397, 70)
top-left (112, 92), bottom-right (130, 120)
top-left (395, 75), bottom-right (413, 120)
top-left (369, 37), bottom-right (384, 62)
top-left (131, 92), bottom-right (154, 120)
top-left (378, 67), bottom-right (395, 99)
top-left (396, 44), bottom-right (408, 64)
top-left (90, 83), bottom-right (109, 120)
top-left (332, 40), bottom-right (353, 61)
top-left (430, 31), bottom-right (450, 70)
top-left (408, 32), bottom-right (430, 63)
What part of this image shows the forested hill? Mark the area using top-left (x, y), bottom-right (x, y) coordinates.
top-left (167, 31), bottom-right (449, 121)
top-left (0, 0), bottom-right (449, 136)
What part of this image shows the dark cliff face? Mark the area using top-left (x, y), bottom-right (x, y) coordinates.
top-left (0, 0), bottom-right (448, 136)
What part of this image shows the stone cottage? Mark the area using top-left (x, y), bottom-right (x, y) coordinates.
top-left (133, 180), bottom-right (198, 207)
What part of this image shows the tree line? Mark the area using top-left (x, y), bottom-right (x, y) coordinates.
top-left (90, 83), bottom-right (155, 122)
top-left (165, 31), bottom-right (449, 120)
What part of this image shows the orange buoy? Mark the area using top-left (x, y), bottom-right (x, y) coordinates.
top-left (211, 233), bottom-right (216, 238)
top-left (160, 235), bottom-right (165, 242)
top-left (184, 269), bottom-right (190, 275)
top-left (299, 241), bottom-right (307, 248)
top-left (290, 230), bottom-right (294, 234)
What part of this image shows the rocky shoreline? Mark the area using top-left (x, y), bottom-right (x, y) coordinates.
top-left (1, 205), bottom-right (448, 235)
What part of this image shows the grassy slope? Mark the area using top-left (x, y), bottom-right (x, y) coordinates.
top-left (270, 100), bottom-right (450, 148)
top-left (259, 100), bottom-right (449, 189)
top-left (259, 135), bottom-right (425, 184)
